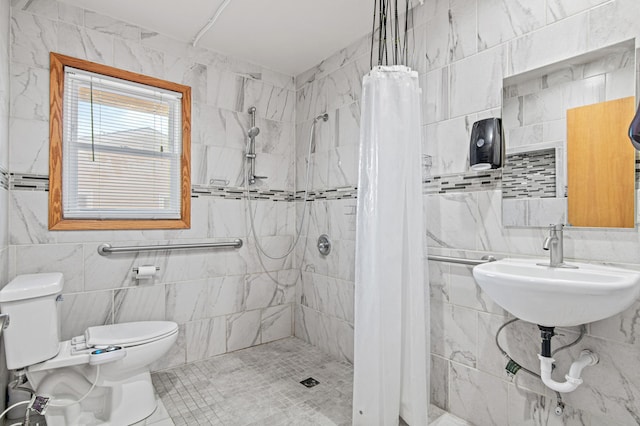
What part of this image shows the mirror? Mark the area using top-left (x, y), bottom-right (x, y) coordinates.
top-left (501, 39), bottom-right (637, 228)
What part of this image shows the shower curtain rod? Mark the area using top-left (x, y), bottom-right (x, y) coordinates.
top-left (427, 254), bottom-right (496, 266)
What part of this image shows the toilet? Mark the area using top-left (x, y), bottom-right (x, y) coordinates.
top-left (0, 272), bottom-right (179, 426)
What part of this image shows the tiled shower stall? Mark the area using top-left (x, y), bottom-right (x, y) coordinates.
top-left (2, 0), bottom-right (640, 425)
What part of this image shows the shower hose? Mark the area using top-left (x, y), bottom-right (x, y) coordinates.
top-left (243, 117), bottom-right (321, 285)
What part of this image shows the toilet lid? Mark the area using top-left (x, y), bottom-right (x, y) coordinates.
top-left (85, 321), bottom-right (178, 348)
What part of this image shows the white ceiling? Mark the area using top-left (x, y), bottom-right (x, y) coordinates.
top-left (59, 0), bottom-right (375, 76)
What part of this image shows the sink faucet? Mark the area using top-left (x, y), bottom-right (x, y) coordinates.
top-left (542, 225), bottom-right (559, 252)
top-left (540, 224), bottom-right (576, 268)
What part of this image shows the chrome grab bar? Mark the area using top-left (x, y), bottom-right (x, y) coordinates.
top-left (427, 254), bottom-right (496, 266)
top-left (98, 239), bottom-right (243, 256)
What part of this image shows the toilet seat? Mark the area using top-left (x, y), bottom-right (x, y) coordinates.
top-left (29, 321), bottom-right (179, 372)
top-left (85, 321), bottom-right (178, 348)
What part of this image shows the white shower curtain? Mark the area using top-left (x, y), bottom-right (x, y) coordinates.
top-left (352, 65), bottom-right (429, 425)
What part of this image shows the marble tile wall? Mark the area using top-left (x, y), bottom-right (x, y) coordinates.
top-left (295, 0), bottom-right (640, 424)
top-left (0, 0), bottom-right (10, 413)
top-left (1, 0), bottom-right (10, 277)
top-left (7, 0), bottom-right (298, 372)
top-left (294, 198), bottom-right (357, 363)
top-left (292, 27), bottom-right (369, 365)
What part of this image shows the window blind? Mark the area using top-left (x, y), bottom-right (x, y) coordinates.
top-left (62, 67), bottom-right (183, 220)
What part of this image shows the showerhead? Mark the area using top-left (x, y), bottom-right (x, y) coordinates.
top-left (248, 126), bottom-right (260, 138)
top-left (315, 113), bottom-right (329, 123)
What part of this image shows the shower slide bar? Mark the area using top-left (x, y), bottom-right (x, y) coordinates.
top-left (97, 239), bottom-right (243, 256)
top-left (427, 254), bottom-right (496, 266)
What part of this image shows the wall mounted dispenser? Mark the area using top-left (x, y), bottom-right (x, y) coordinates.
top-left (469, 118), bottom-right (503, 171)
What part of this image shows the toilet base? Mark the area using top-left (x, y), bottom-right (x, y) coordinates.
top-left (29, 368), bottom-right (157, 426)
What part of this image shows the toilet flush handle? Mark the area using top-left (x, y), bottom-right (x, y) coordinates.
top-left (0, 313), bottom-right (9, 330)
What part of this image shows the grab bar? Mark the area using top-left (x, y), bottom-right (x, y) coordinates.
top-left (98, 239), bottom-right (243, 256)
top-left (427, 254), bottom-right (496, 266)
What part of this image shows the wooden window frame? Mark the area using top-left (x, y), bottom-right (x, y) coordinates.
top-left (49, 52), bottom-right (191, 230)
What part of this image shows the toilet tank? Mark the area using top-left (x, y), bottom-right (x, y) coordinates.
top-left (0, 273), bottom-right (64, 370)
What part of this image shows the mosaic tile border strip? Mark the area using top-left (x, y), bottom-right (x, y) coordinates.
top-left (0, 166), bottom-right (8, 190)
top-left (424, 169), bottom-right (502, 194)
top-left (192, 185), bottom-right (359, 201)
top-left (294, 186), bottom-right (358, 201)
top-left (9, 173), bottom-right (500, 198)
top-left (502, 149), bottom-right (556, 199)
top-left (191, 184), bottom-right (293, 201)
top-left (10, 173), bottom-right (49, 191)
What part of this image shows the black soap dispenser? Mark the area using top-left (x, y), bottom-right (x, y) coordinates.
top-left (469, 118), bottom-right (503, 170)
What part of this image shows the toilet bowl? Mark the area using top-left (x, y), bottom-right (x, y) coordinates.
top-left (0, 273), bottom-right (179, 426)
top-left (27, 321), bottom-right (178, 426)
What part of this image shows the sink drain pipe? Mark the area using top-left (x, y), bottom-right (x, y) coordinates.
top-left (496, 319), bottom-right (590, 415)
top-left (537, 326), bottom-right (599, 393)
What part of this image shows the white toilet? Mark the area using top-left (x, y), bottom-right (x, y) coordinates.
top-left (0, 272), bottom-right (179, 425)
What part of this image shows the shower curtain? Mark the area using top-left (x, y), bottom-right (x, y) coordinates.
top-left (352, 66), bottom-right (429, 425)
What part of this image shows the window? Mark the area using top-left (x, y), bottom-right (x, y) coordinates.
top-left (49, 53), bottom-right (191, 230)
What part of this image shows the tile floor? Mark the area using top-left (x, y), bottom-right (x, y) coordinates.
top-left (152, 337), bottom-right (472, 426)
top-left (9, 337), bottom-right (469, 425)
top-left (152, 337), bottom-right (353, 425)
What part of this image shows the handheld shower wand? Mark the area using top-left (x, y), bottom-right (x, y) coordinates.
top-left (246, 107), bottom-right (267, 185)
top-left (245, 109), bottom-right (330, 268)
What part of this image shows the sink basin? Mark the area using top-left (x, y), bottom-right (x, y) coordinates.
top-left (472, 258), bottom-right (640, 327)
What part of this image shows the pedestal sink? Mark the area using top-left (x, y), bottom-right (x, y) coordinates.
top-left (472, 258), bottom-right (640, 327)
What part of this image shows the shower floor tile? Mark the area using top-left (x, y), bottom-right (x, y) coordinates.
top-left (152, 337), bottom-right (469, 426)
top-left (152, 337), bottom-right (353, 426)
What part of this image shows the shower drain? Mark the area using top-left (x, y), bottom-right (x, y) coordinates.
top-left (300, 377), bottom-right (320, 388)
